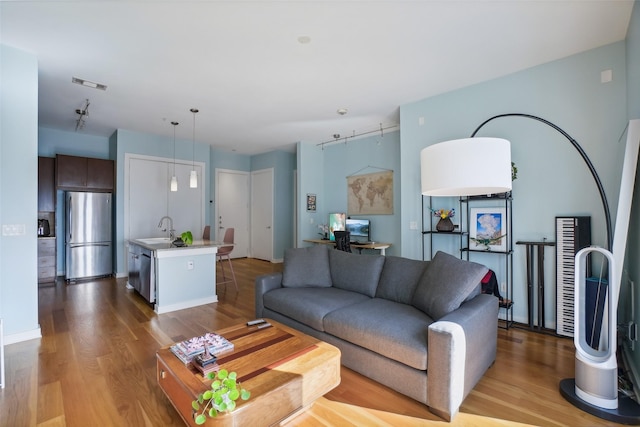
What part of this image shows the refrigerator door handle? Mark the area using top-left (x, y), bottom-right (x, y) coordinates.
top-left (68, 195), bottom-right (72, 241)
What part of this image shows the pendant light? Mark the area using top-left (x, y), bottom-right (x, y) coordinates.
top-left (170, 121), bottom-right (178, 192)
top-left (189, 108), bottom-right (199, 188)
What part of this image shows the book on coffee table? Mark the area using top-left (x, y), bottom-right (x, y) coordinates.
top-left (192, 361), bottom-right (220, 376)
top-left (170, 332), bottom-right (234, 364)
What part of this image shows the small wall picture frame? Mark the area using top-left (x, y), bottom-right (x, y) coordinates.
top-left (469, 207), bottom-right (507, 252)
top-left (306, 193), bottom-right (316, 212)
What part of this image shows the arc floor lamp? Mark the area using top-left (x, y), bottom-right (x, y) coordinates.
top-left (421, 114), bottom-right (640, 423)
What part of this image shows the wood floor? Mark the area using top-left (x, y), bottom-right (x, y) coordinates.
top-left (0, 258), bottom-right (625, 426)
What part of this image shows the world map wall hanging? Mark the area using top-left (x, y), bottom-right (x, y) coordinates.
top-left (347, 170), bottom-right (393, 215)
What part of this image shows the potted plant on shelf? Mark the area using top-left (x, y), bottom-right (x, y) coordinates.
top-left (433, 209), bottom-right (455, 232)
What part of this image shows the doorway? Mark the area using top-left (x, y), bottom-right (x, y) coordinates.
top-left (215, 169), bottom-right (249, 258)
top-left (251, 168), bottom-right (274, 261)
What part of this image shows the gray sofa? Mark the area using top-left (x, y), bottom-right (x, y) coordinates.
top-left (254, 245), bottom-right (498, 421)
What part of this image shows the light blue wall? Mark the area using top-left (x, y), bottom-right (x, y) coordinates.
top-left (251, 150), bottom-right (296, 259)
top-left (297, 141), bottom-right (325, 247)
top-left (38, 127), bottom-right (110, 158)
top-left (400, 41), bottom-right (628, 326)
top-left (319, 131), bottom-right (401, 256)
top-left (0, 45), bottom-right (40, 340)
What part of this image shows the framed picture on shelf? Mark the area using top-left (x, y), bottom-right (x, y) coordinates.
top-left (469, 207), bottom-right (507, 252)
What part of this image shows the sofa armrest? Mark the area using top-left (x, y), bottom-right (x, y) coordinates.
top-left (426, 294), bottom-right (498, 420)
top-left (254, 272), bottom-right (283, 317)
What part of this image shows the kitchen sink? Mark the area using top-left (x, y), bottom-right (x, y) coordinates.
top-left (136, 237), bottom-right (172, 244)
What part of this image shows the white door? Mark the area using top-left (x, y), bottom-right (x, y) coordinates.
top-left (128, 157), bottom-right (168, 239)
top-left (251, 168), bottom-right (274, 261)
top-left (215, 169), bottom-right (249, 258)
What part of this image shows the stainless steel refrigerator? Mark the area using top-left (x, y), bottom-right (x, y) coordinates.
top-left (65, 191), bottom-right (112, 280)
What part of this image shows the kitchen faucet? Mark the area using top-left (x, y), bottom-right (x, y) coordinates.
top-left (158, 216), bottom-right (175, 240)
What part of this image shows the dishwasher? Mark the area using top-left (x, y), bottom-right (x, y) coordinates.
top-left (139, 247), bottom-right (154, 303)
top-left (128, 244), bottom-right (154, 303)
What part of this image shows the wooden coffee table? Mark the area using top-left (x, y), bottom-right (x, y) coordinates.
top-left (157, 319), bottom-right (341, 426)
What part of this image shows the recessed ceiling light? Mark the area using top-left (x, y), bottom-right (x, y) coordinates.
top-left (337, 108), bottom-right (348, 115)
top-left (297, 36), bottom-right (311, 44)
top-left (72, 77), bottom-right (107, 91)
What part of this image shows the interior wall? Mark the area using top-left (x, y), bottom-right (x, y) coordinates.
top-left (400, 41), bottom-right (628, 327)
top-left (0, 44), bottom-right (40, 341)
top-left (251, 150), bottom-right (296, 260)
top-left (319, 131), bottom-right (401, 256)
top-left (296, 141), bottom-right (325, 248)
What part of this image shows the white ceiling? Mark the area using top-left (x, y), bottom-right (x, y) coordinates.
top-left (0, 1), bottom-right (634, 155)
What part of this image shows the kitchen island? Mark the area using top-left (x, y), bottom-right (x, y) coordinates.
top-left (128, 238), bottom-right (221, 314)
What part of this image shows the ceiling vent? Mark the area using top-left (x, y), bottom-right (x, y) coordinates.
top-left (72, 77), bottom-right (107, 91)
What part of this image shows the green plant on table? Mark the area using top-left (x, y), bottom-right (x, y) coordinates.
top-left (181, 231), bottom-right (193, 246)
top-left (192, 369), bottom-right (251, 424)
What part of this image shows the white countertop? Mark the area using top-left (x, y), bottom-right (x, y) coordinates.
top-left (129, 238), bottom-right (223, 258)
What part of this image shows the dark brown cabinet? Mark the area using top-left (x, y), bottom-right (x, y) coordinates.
top-left (56, 154), bottom-right (114, 191)
top-left (38, 156), bottom-right (56, 212)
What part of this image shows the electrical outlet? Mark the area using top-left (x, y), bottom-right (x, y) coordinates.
top-left (2, 224), bottom-right (26, 236)
top-left (409, 221), bottom-right (418, 230)
top-left (187, 260), bottom-right (194, 270)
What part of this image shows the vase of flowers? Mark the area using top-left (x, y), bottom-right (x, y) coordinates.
top-left (318, 223), bottom-right (329, 240)
top-left (434, 209), bottom-right (455, 232)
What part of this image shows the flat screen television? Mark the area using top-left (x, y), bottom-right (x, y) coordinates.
top-left (346, 218), bottom-right (370, 242)
top-left (328, 213), bottom-right (346, 241)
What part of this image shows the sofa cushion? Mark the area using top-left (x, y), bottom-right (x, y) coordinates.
top-left (282, 245), bottom-right (332, 288)
top-left (412, 251), bottom-right (488, 320)
top-left (328, 250), bottom-right (385, 297)
top-left (324, 298), bottom-right (434, 370)
top-left (263, 287), bottom-right (370, 331)
top-left (376, 256), bottom-right (430, 304)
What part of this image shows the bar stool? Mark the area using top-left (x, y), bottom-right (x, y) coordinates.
top-left (216, 228), bottom-right (238, 291)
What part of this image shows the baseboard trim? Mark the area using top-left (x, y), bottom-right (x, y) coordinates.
top-left (4, 326), bottom-right (42, 345)
top-left (154, 296), bottom-right (218, 314)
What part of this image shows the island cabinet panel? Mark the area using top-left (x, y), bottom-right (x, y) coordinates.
top-left (56, 154), bottom-right (114, 191)
top-left (38, 156), bottom-right (56, 212)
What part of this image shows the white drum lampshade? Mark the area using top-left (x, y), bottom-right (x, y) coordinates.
top-left (421, 137), bottom-right (512, 197)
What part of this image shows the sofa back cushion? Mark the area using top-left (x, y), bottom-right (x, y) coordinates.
top-left (282, 245), bottom-right (332, 288)
top-left (328, 249), bottom-right (385, 297)
top-left (411, 251), bottom-right (488, 319)
top-left (376, 256), bottom-right (430, 304)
